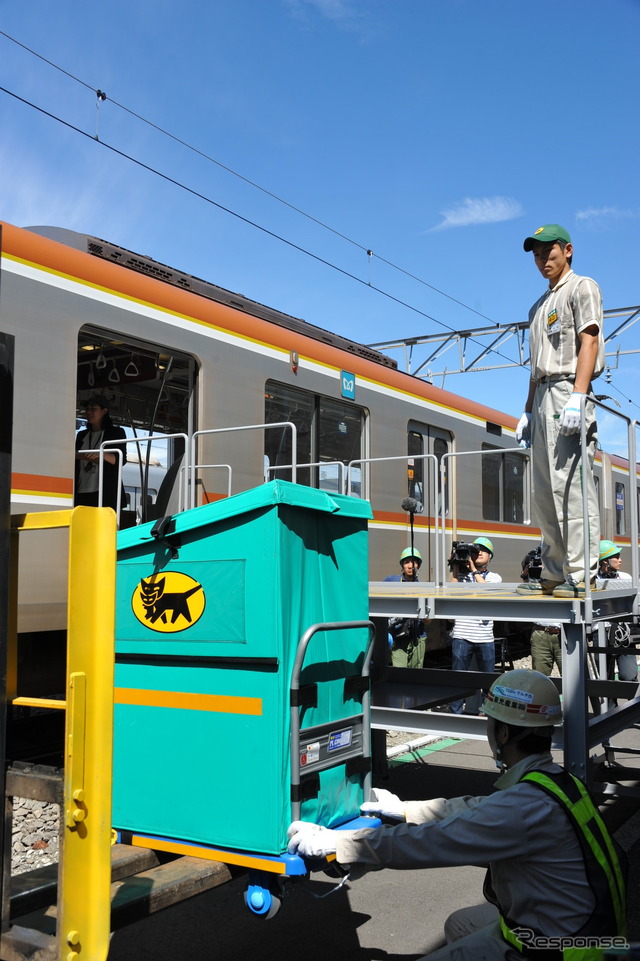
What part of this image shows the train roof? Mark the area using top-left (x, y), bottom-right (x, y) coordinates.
top-left (25, 225), bottom-right (398, 373)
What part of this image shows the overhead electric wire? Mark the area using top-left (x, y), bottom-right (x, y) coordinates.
top-left (0, 81), bottom-right (524, 370)
top-left (0, 28), bottom-right (496, 327)
top-left (4, 27), bottom-right (637, 394)
top-left (604, 380), bottom-right (640, 415)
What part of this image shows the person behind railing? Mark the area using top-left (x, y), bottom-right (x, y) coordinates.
top-left (448, 537), bottom-right (501, 715)
top-left (596, 540), bottom-right (638, 691)
top-left (521, 548), bottom-right (563, 677)
top-left (384, 547), bottom-right (428, 669)
top-left (288, 669), bottom-right (627, 961)
top-left (515, 224), bottom-right (604, 600)
top-left (74, 394), bottom-right (127, 514)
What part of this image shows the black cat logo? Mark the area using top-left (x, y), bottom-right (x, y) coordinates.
top-left (132, 572), bottom-right (205, 633)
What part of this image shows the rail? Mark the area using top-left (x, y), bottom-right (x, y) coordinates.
top-left (438, 447), bottom-right (531, 587)
top-left (348, 453), bottom-right (440, 581)
top-left (190, 422), bottom-right (297, 509)
top-left (4, 507), bottom-right (116, 961)
top-left (266, 460), bottom-right (346, 494)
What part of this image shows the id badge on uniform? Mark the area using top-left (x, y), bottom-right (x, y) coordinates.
top-left (547, 308), bottom-right (560, 335)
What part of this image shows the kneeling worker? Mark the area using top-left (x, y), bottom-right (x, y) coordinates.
top-left (289, 669), bottom-right (626, 960)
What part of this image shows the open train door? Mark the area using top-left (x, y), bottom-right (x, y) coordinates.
top-left (76, 325), bottom-right (198, 527)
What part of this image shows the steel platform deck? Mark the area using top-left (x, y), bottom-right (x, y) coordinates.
top-left (369, 580), bottom-right (640, 787)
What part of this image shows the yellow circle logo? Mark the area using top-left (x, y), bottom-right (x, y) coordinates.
top-left (132, 572), bottom-right (205, 633)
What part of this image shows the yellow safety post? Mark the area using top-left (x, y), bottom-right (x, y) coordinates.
top-left (58, 506), bottom-right (116, 961)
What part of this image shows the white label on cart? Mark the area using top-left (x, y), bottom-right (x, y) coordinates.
top-left (303, 742), bottom-right (320, 765)
top-left (328, 729), bottom-right (352, 752)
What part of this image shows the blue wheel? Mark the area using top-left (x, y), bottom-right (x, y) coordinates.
top-left (244, 882), bottom-right (281, 919)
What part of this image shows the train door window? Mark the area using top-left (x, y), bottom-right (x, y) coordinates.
top-left (77, 325), bottom-right (197, 525)
top-left (264, 384), bottom-right (313, 483)
top-left (593, 474), bottom-right (600, 511)
top-left (482, 444), bottom-right (525, 523)
top-left (615, 481), bottom-right (626, 535)
top-left (407, 425), bottom-right (451, 517)
top-left (264, 380), bottom-right (365, 493)
top-left (317, 397), bottom-right (363, 494)
top-left (482, 445), bottom-right (501, 521)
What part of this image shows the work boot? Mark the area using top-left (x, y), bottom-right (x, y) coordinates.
top-left (516, 579), bottom-right (561, 596)
top-left (552, 580), bottom-right (598, 599)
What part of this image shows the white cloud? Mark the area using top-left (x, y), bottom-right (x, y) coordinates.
top-left (430, 196), bottom-right (524, 231)
top-left (284, 0), bottom-right (354, 21)
top-left (0, 128), bottom-right (149, 244)
top-left (576, 206), bottom-right (639, 223)
top-left (282, 0), bottom-right (377, 38)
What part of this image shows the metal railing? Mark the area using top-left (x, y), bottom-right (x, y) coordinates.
top-left (266, 459), bottom-right (346, 494)
top-left (348, 452), bottom-right (440, 580)
top-left (190, 422), bottom-right (297, 509)
top-left (438, 447), bottom-right (531, 587)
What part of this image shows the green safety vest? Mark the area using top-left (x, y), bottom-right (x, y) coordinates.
top-left (496, 769), bottom-right (627, 961)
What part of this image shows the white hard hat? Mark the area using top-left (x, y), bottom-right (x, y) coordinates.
top-left (483, 669), bottom-right (562, 728)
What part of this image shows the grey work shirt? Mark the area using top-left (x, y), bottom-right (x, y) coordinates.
top-left (528, 270), bottom-right (604, 382)
top-left (335, 752), bottom-right (594, 937)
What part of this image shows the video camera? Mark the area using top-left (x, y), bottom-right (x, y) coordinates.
top-left (522, 546), bottom-right (542, 581)
top-left (448, 541), bottom-right (480, 573)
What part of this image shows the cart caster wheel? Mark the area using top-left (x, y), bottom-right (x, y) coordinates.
top-left (245, 885), bottom-right (281, 919)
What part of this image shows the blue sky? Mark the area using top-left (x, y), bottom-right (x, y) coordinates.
top-left (1, 0), bottom-right (639, 455)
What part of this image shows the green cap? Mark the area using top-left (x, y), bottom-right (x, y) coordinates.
top-left (523, 224), bottom-right (571, 252)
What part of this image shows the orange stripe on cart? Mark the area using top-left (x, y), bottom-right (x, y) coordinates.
top-left (114, 688), bottom-right (262, 715)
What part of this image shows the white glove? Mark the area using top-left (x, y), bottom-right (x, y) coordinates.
top-left (360, 787), bottom-right (406, 821)
top-left (287, 821), bottom-right (338, 858)
top-left (559, 392), bottom-right (584, 435)
top-left (515, 412), bottom-right (531, 448)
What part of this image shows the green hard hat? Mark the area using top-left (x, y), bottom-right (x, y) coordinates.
top-left (473, 537), bottom-right (494, 556)
top-left (599, 539), bottom-right (621, 561)
top-left (400, 547), bottom-right (422, 565)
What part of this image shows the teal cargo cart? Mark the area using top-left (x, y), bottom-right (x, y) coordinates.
top-left (112, 480), bottom-right (375, 902)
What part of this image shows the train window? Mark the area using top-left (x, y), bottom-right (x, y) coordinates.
top-left (482, 445), bottom-right (525, 523)
top-left (264, 381), bottom-right (365, 493)
top-left (407, 425), bottom-right (451, 517)
top-left (77, 325), bottom-right (197, 524)
top-left (615, 482), bottom-right (626, 535)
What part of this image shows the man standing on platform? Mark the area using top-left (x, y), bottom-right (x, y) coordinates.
top-left (515, 225), bottom-right (605, 599)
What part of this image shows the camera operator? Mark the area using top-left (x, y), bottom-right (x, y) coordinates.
top-left (521, 547), bottom-right (562, 676)
top-left (448, 537), bottom-right (501, 714)
top-left (384, 547), bottom-right (428, 669)
top-left (596, 540), bottom-right (637, 689)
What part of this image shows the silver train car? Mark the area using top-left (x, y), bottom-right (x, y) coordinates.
top-left (1, 219), bottom-right (636, 642)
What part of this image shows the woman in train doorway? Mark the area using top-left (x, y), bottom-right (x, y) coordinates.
top-left (74, 395), bottom-right (127, 515)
